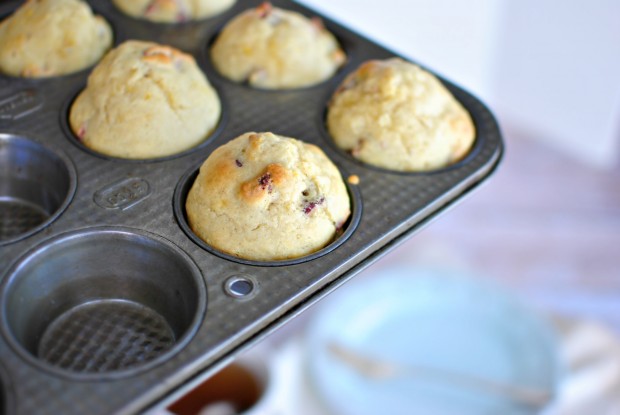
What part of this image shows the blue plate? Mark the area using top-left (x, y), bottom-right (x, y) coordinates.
top-left (304, 268), bottom-right (562, 415)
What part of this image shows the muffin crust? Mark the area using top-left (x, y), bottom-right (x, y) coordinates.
top-left (186, 132), bottom-right (351, 261)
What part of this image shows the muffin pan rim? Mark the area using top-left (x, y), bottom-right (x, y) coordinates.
top-left (172, 158), bottom-right (363, 267)
top-left (0, 226), bottom-right (208, 381)
top-left (58, 81), bottom-right (230, 163)
top-left (316, 80), bottom-right (487, 176)
top-left (0, 0), bottom-right (121, 81)
top-left (199, 4), bottom-right (357, 93)
top-left (0, 132), bottom-right (78, 246)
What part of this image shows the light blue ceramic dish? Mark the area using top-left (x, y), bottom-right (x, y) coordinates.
top-left (304, 267), bottom-right (562, 415)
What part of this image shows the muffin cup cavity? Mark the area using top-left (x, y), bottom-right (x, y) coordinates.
top-left (319, 104), bottom-right (483, 177)
top-left (0, 134), bottom-right (75, 244)
top-left (205, 5), bottom-right (350, 91)
top-left (0, 228), bottom-right (206, 379)
top-left (61, 85), bottom-right (227, 163)
top-left (204, 32), bottom-right (351, 93)
top-left (0, 0), bottom-right (115, 80)
top-left (173, 162), bottom-right (362, 267)
top-left (321, 61), bottom-right (483, 175)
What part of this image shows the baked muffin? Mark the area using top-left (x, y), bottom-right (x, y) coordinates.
top-left (210, 2), bottom-right (345, 89)
top-left (186, 132), bottom-right (351, 261)
top-left (327, 58), bottom-right (475, 171)
top-left (69, 40), bottom-right (221, 159)
top-left (112, 0), bottom-right (236, 23)
top-left (0, 0), bottom-right (112, 78)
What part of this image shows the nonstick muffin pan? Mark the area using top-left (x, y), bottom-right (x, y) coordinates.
top-left (0, 1), bottom-right (503, 414)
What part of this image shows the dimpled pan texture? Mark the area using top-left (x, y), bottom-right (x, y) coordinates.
top-left (0, 0), bottom-right (502, 414)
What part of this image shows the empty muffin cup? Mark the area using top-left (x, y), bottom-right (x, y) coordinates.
top-left (0, 227), bottom-right (206, 379)
top-left (0, 134), bottom-right (75, 244)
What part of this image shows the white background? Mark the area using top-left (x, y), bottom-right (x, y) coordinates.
top-left (300, 0), bottom-right (620, 169)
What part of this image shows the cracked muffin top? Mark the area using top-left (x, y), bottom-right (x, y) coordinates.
top-left (69, 40), bottom-right (221, 159)
top-left (0, 0), bottom-right (113, 78)
top-left (210, 2), bottom-right (346, 89)
top-left (112, 0), bottom-right (236, 23)
top-left (185, 132), bottom-right (351, 261)
top-left (327, 58), bottom-right (476, 171)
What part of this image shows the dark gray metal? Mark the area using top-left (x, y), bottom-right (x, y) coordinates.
top-left (0, 134), bottom-right (76, 244)
top-left (0, 361), bottom-right (14, 415)
top-left (0, 0), bottom-right (503, 414)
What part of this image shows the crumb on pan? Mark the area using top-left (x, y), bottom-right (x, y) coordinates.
top-left (348, 174), bottom-right (360, 185)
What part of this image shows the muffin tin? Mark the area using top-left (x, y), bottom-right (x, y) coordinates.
top-left (0, 1), bottom-right (503, 414)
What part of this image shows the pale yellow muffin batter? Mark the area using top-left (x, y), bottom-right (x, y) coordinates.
top-left (69, 40), bottom-right (221, 159)
top-left (0, 0), bottom-right (113, 78)
top-left (211, 3), bottom-right (346, 89)
top-left (327, 58), bottom-right (475, 171)
top-left (112, 0), bottom-right (236, 23)
top-left (186, 132), bottom-right (351, 261)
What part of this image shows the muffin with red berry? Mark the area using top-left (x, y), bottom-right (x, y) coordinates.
top-left (210, 2), bottom-right (345, 89)
top-left (185, 132), bottom-right (351, 261)
top-left (112, 0), bottom-right (235, 23)
top-left (69, 40), bottom-right (221, 159)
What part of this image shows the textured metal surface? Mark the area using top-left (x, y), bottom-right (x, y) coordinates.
top-left (38, 300), bottom-right (175, 373)
top-left (0, 0), bottom-right (503, 414)
top-left (0, 199), bottom-right (48, 241)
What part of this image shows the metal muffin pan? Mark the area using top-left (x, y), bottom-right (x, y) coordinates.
top-left (0, 0), bottom-right (503, 414)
